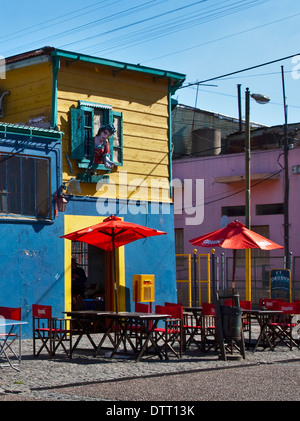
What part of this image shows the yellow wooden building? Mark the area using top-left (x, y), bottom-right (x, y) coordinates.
top-left (1, 47), bottom-right (185, 199)
top-left (0, 47), bottom-right (186, 314)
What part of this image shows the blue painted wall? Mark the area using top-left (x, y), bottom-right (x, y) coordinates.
top-left (0, 127), bottom-right (64, 338)
top-left (0, 218), bottom-right (65, 338)
top-left (0, 195), bottom-right (176, 337)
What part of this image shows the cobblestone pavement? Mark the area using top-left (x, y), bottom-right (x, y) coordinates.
top-left (0, 328), bottom-right (299, 402)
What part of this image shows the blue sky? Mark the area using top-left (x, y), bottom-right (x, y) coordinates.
top-left (1, 0), bottom-right (299, 126)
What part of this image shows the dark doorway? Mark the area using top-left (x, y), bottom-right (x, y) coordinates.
top-left (72, 242), bottom-right (106, 308)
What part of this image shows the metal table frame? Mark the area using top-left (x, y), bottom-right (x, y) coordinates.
top-left (0, 318), bottom-right (28, 371)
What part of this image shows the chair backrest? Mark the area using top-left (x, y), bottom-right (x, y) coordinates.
top-left (135, 302), bottom-right (150, 313)
top-left (164, 302), bottom-right (182, 307)
top-left (293, 301), bottom-right (300, 313)
top-left (202, 302), bottom-right (215, 316)
top-left (164, 302), bottom-right (183, 318)
top-left (32, 304), bottom-right (52, 319)
top-left (279, 302), bottom-right (296, 314)
top-left (259, 298), bottom-right (282, 310)
top-left (155, 305), bottom-right (181, 319)
top-left (0, 306), bottom-right (21, 321)
top-left (240, 300), bottom-right (252, 310)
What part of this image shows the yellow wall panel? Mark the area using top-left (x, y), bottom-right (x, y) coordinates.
top-left (125, 148), bottom-right (168, 164)
top-left (125, 137), bottom-right (168, 153)
top-left (0, 62), bottom-right (52, 125)
top-left (56, 59), bottom-right (171, 202)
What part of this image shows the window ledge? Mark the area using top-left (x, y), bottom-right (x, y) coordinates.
top-left (76, 173), bottom-right (110, 183)
top-left (0, 215), bottom-right (53, 224)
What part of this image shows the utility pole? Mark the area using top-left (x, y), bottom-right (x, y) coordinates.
top-left (244, 88), bottom-right (270, 301)
top-left (245, 88), bottom-right (251, 301)
top-left (281, 66), bottom-right (290, 269)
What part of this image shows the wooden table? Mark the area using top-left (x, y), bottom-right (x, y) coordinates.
top-left (242, 309), bottom-right (283, 352)
top-left (64, 310), bottom-right (114, 355)
top-left (65, 310), bottom-right (170, 361)
top-left (93, 312), bottom-right (171, 361)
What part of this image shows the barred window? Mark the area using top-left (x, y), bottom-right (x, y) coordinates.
top-left (0, 153), bottom-right (50, 219)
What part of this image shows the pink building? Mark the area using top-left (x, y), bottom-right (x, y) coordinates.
top-left (173, 125), bottom-right (300, 303)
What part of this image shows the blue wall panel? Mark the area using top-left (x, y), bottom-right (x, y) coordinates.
top-left (0, 193), bottom-right (176, 338)
top-left (0, 127), bottom-right (64, 338)
top-left (0, 219), bottom-right (65, 337)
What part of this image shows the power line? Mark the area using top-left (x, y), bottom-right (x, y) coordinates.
top-left (59, 0), bottom-right (208, 49)
top-left (140, 10), bottom-right (300, 64)
top-left (179, 53), bottom-right (300, 89)
top-left (85, 0), bottom-right (265, 55)
top-left (2, 0), bottom-right (263, 57)
top-left (0, 0), bottom-right (120, 44)
top-left (2, 0), bottom-right (168, 56)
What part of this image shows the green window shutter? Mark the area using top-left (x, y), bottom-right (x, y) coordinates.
top-left (112, 111), bottom-right (123, 165)
top-left (70, 108), bottom-right (85, 159)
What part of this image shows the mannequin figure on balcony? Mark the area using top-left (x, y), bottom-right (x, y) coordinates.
top-left (88, 124), bottom-right (116, 173)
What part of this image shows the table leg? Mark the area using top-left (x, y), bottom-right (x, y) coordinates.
top-left (70, 318), bottom-right (98, 356)
top-left (253, 315), bottom-right (274, 352)
top-left (93, 318), bottom-right (116, 357)
top-left (184, 312), bottom-right (202, 350)
top-left (136, 320), bottom-right (164, 362)
top-left (109, 318), bottom-right (140, 358)
top-left (0, 325), bottom-right (20, 371)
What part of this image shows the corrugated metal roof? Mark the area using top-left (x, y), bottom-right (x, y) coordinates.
top-left (5, 46), bottom-right (54, 64)
top-left (0, 122), bottom-right (63, 139)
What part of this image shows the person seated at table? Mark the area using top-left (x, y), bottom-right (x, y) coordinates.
top-left (71, 258), bottom-right (87, 300)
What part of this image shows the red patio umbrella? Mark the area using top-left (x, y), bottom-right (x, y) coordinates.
top-left (189, 220), bottom-right (283, 292)
top-left (61, 215), bottom-right (166, 311)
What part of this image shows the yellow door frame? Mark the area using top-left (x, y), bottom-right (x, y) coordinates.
top-left (64, 215), bottom-right (125, 312)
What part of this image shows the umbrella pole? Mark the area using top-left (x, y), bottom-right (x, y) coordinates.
top-left (112, 233), bottom-right (118, 313)
top-left (232, 249), bottom-right (236, 294)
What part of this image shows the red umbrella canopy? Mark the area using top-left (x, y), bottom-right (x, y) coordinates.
top-left (190, 220), bottom-right (283, 250)
top-left (61, 215), bottom-right (166, 251)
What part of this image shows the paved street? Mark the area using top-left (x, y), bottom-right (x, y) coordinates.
top-left (0, 334), bottom-right (299, 403)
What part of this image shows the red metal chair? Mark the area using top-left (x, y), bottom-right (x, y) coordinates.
top-left (32, 304), bottom-right (72, 358)
top-left (154, 305), bottom-right (183, 359)
top-left (201, 303), bottom-right (216, 352)
top-left (0, 306), bottom-right (22, 366)
top-left (267, 302), bottom-right (300, 350)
